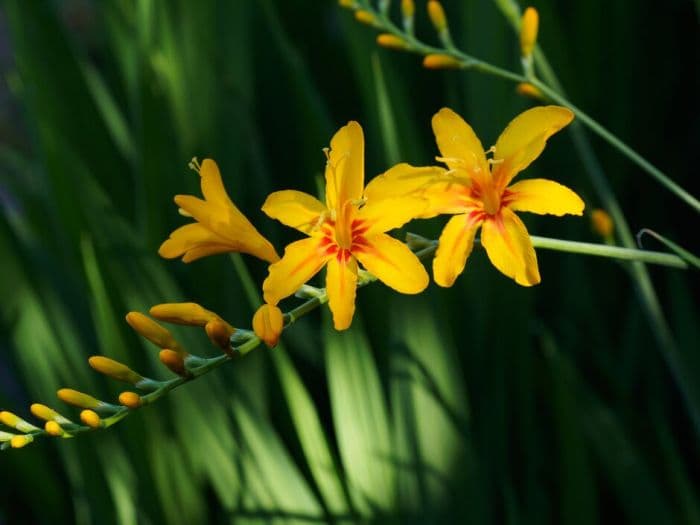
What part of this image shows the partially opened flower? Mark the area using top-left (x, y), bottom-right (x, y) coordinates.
top-left (159, 158), bottom-right (279, 264)
top-left (262, 121), bottom-right (430, 330)
top-left (425, 106), bottom-right (584, 286)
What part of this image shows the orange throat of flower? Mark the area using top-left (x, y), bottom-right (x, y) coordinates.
top-left (319, 202), bottom-right (369, 262)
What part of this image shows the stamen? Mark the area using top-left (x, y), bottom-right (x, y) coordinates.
top-left (488, 158), bottom-right (504, 165)
top-left (188, 157), bottom-right (201, 173)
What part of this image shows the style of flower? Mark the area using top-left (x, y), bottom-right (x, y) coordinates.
top-left (159, 158), bottom-right (279, 264)
top-left (262, 122), bottom-right (432, 330)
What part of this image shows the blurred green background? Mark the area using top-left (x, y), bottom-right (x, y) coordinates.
top-left (1, 0), bottom-right (698, 523)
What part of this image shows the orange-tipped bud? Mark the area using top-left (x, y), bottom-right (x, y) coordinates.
top-left (423, 54), bottom-right (462, 69)
top-left (89, 356), bottom-right (143, 385)
top-left (401, 0), bottom-right (415, 18)
top-left (80, 410), bottom-right (102, 429)
top-left (354, 10), bottom-right (376, 26)
top-left (159, 349), bottom-right (187, 376)
top-left (118, 391), bottom-right (142, 409)
top-left (252, 304), bottom-right (284, 349)
top-left (377, 34), bottom-right (408, 50)
top-left (427, 1), bottom-right (447, 32)
top-left (591, 209), bottom-right (614, 239)
top-left (10, 434), bottom-right (33, 448)
top-left (0, 411), bottom-right (40, 433)
top-left (30, 403), bottom-right (72, 424)
top-left (515, 82), bottom-right (543, 100)
top-left (125, 312), bottom-right (182, 351)
top-left (57, 388), bottom-right (102, 409)
top-left (149, 302), bottom-right (218, 327)
top-left (45, 421), bottom-right (64, 437)
top-left (520, 7), bottom-right (539, 58)
top-left (205, 319), bottom-right (236, 351)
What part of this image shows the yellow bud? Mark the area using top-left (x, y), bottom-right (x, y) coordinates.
top-left (515, 82), bottom-right (543, 100)
top-left (125, 312), bottom-right (181, 350)
top-left (377, 34), bottom-right (408, 50)
top-left (80, 410), bottom-right (102, 429)
top-left (30, 403), bottom-right (69, 423)
top-left (520, 7), bottom-right (539, 58)
top-left (159, 349), bottom-right (187, 376)
top-left (252, 304), bottom-right (284, 349)
top-left (149, 302), bottom-right (218, 327)
top-left (57, 388), bottom-right (101, 409)
top-left (423, 54), bottom-right (462, 69)
top-left (205, 319), bottom-right (236, 351)
top-left (0, 411), bottom-right (40, 432)
top-left (591, 209), bottom-right (614, 239)
top-left (10, 434), bottom-right (33, 448)
top-left (354, 10), bottom-right (376, 26)
top-left (401, 0), bottom-right (415, 18)
top-left (0, 430), bottom-right (17, 442)
top-left (45, 421), bottom-right (64, 437)
top-left (427, 1), bottom-right (447, 32)
top-left (118, 391), bottom-right (142, 409)
top-left (89, 356), bottom-right (143, 384)
top-left (338, 0), bottom-right (354, 7)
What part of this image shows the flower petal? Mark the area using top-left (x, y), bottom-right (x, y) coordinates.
top-left (432, 213), bottom-right (481, 287)
top-left (159, 223), bottom-right (233, 262)
top-left (364, 163), bottom-right (447, 201)
top-left (263, 236), bottom-right (329, 305)
top-left (431, 108), bottom-right (490, 187)
top-left (262, 190), bottom-right (327, 234)
top-left (480, 208), bottom-right (540, 286)
top-left (326, 255), bottom-right (358, 330)
top-left (506, 178), bottom-right (585, 216)
top-left (492, 106), bottom-right (573, 188)
top-left (252, 303), bottom-right (284, 348)
top-left (325, 121), bottom-right (364, 211)
top-left (354, 233), bottom-right (428, 294)
top-left (175, 195), bottom-right (279, 262)
top-left (356, 197), bottom-right (427, 235)
top-left (199, 158), bottom-right (233, 208)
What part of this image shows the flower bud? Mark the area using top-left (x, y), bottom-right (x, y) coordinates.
top-left (520, 7), bottom-right (539, 58)
top-left (149, 302), bottom-right (217, 327)
top-left (377, 34), bottom-right (408, 51)
top-left (80, 410), bottom-right (102, 429)
top-left (427, 1), bottom-right (447, 33)
top-left (515, 82), bottom-right (543, 100)
top-left (354, 10), bottom-right (376, 26)
top-left (252, 304), bottom-right (284, 349)
top-left (423, 54), bottom-right (462, 69)
top-left (45, 421), bottom-right (65, 437)
top-left (338, 0), bottom-right (355, 7)
top-left (401, 0), bottom-right (415, 18)
top-left (0, 411), bottom-right (40, 433)
top-left (30, 403), bottom-right (72, 425)
top-left (591, 209), bottom-right (614, 239)
top-left (118, 391), bottom-right (142, 409)
top-left (159, 349), bottom-right (187, 376)
top-left (57, 388), bottom-right (102, 409)
top-left (0, 430), bottom-right (17, 442)
top-left (205, 319), bottom-right (236, 351)
top-left (89, 356), bottom-right (143, 385)
top-left (125, 312), bottom-right (182, 351)
top-left (10, 434), bottom-right (33, 448)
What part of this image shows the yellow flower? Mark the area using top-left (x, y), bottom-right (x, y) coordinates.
top-left (262, 122), bottom-right (429, 330)
top-left (159, 158), bottom-right (279, 264)
top-left (425, 106), bottom-right (584, 286)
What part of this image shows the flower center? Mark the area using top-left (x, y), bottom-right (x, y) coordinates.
top-left (320, 201), bottom-right (369, 261)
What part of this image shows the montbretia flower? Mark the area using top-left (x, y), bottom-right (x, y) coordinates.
top-left (262, 122), bottom-right (430, 330)
top-left (424, 106), bottom-right (584, 286)
top-left (159, 158), bottom-right (279, 264)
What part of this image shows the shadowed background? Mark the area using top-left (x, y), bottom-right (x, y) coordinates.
top-left (0, 0), bottom-right (698, 523)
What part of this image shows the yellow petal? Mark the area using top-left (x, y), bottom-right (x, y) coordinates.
top-left (199, 158), bottom-right (233, 209)
top-left (354, 233), bottom-right (428, 294)
top-left (325, 121), bottom-right (364, 211)
top-left (263, 236), bottom-right (329, 305)
top-left (326, 255), bottom-right (358, 330)
top-left (506, 178), bottom-right (585, 216)
top-left (159, 223), bottom-right (230, 260)
top-left (174, 195), bottom-right (279, 262)
top-left (480, 208), bottom-right (540, 286)
top-left (431, 108), bottom-right (489, 187)
top-left (492, 106), bottom-right (574, 188)
top-left (252, 304), bottom-right (285, 347)
top-left (432, 213), bottom-right (481, 287)
top-left (364, 163), bottom-right (447, 202)
top-left (262, 190), bottom-right (327, 234)
top-left (356, 197), bottom-right (426, 235)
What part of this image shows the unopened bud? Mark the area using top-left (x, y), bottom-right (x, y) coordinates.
top-left (30, 403), bottom-right (72, 425)
top-left (57, 388), bottom-right (102, 409)
top-left (520, 7), bottom-right (539, 58)
top-left (515, 82), bottom-right (543, 100)
top-left (591, 209), bottom-right (614, 239)
top-left (377, 34), bottom-right (408, 51)
top-left (159, 349), bottom-right (187, 376)
top-left (252, 304), bottom-right (284, 349)
top-left (118, 392), bottom-right (142, 409)
top-left (423, 54), bottom-right (462, 69)
top-left (10, 434), bottom-right (33, 449)
top-left (125, 312), bottom-right (182, 351)
top-left (149, 302), bottom-right (217, 327)
top-left (427, 1), bottom-right (447, 33)
top-left (80, 410), bottom-right (102, 429)
top-left (0, 430), bottom-right (17, 442)
top-left (0, 411), bottom-right (40, 433)
top-left (338, 0), bottom-right (355, 7)
top-left (354, 10), bottom-right (376, 26)
top-left (45, 421), bottom-right (65, 437)
top-left (89, 356), bottom-right (143, 385)
top-left (401, 0), bottom-right (415, 18)
top-left (205, 319), bottom-right (236, 351)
